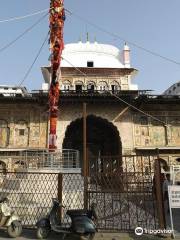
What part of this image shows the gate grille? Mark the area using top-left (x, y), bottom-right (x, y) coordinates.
top-left (0, 155), bottom-right (160, 231)
top-left (87, 155), bottom-right (158, 231)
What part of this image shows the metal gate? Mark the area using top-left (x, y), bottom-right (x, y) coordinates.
top-left (87, 155), bottom-right (159, 231)
top-left (0, 155), bottom-right (165, 231)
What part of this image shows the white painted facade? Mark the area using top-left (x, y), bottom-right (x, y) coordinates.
top-left (61, 41), bottom-right (129, 68)
top-left (0, 85), bottom-right (29, 96)
top-left (42, 41), bottom-right (138, 91)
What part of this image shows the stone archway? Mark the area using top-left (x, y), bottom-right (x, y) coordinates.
top-left (62, 115), bottom-right (122, 167)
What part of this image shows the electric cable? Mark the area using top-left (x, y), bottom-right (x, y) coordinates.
top-left (61, 57), bottom-right (166, 125)
top-left (18, 31), bottom-right (49, 87)
top-left (109, 92), bottom-right (166, 125)
top-left (65, 9), bottom-right (180, 67)
top-left (0, 12), bottom-right (48, 54)
top-left (0, 8), bottom-right (50, 23)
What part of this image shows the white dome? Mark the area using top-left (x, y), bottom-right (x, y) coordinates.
top-left (163, 81), bottom-right (180, 95)
top-left (61, 41), bottom-right (125, 68)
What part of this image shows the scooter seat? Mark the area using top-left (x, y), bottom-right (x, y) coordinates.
top-left (67, 209), bottom-right (88, 217)
top-left (52, 225), bottom-right (70, 233)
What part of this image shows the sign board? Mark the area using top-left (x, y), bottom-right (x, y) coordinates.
top-left (170, 165), bottom-right (180, 184)
top-left (168, 185), bottom-right (180, 238)
top-left (168, 185), bottom-right (180, 208)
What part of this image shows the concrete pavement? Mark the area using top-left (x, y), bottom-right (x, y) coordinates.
top-left (0, 229), bottom-right (175, 240)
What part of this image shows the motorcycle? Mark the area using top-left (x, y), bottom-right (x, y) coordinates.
top-left (36, 198), bottom-right (97, 239)
top-left (0, 197), bottom-right (22, 238)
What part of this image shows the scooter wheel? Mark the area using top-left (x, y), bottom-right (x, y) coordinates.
top-left (37, 227), bottom-right (50, 239)
top-left (7, 220), bottom-right (22, 238)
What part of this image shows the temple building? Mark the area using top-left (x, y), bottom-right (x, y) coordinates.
top-left (0, 40), bottom-right (180, 170)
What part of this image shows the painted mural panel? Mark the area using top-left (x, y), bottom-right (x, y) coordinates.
top-left (150, 126), bottom-right (165, 146)
top-left (134, 116), bottom-right (150, 146)
top-left (134, 115), bottom-right (166, 147)
top-left (0, 120), bottom-right (9, 147)
top-left (29, 126), bottom-right (40, 147)
top-left (14, 120), bottom-right (29, 147)
top-left (170, 126), bottom-right (180, 145)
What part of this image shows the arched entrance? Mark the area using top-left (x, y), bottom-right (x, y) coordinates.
top-left (62, 115), bottom-right (122, 168)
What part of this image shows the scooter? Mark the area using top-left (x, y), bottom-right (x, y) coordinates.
top-left (36, 198), bottom-right (97, 239)
top-left (0, 197), bottom-right (22, 238)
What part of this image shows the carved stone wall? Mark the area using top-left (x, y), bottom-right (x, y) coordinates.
top-left (133, 112), bottom-right (180, 147)
top-left (0, 103), bottom-right (48, 149)
top-left (0, 99), bottom-right (180, 159)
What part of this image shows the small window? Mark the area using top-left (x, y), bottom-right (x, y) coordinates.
top-left (76, 85), bottom-right (82, 93)
top-left (19, 129), bottom-right (25, 136)
top-left (111, 85), bottom-right (119, 93)
top-left (140, 116), bottom-right (148, 125)
top-left (87, 84), bottom-right (94, 93)
top-left (87, 61), bottom-right (94, 67)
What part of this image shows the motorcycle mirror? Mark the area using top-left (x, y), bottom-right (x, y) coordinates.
top-left (0, 197), bottom-right (8, 203)
top-left (52, 198), bottom-right (65, 208)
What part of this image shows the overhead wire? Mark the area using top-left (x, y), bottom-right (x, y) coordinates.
top-left (65, 9), bottom-right (180, 67)
top-left (18, 31), bottom-right (49, 87)
top-left (0, 12), bottom-right (48, 54)
top-left (0, 8), bottom-right (50, 23)
top-left (61, 57), bottom-right (166, 125)
top-left (109, 92), bottom-right (166, 125)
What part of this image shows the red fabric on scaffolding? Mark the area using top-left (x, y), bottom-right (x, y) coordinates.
top-left (49, 0), bottom-right (65, 150)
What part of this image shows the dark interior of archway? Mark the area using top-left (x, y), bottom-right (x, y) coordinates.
top-left (63, 115), bottom-right (122, 166)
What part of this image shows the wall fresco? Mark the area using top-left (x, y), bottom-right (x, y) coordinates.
top-left (134, 115), bottom-right (180, 147)
top-left (0, 120), bottom-right (9, 147)
top-left (0, 105), bottom-right (47, 149)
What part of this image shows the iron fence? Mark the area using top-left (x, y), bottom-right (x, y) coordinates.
top-left (0, 155), bottom-right (169, 231)
top-left (0, 149), bottom-right (80, 171)
top-left (0, 172), bottom-right (58, 226)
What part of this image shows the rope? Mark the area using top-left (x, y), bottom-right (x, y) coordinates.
top-left (18, 31), bottom-right (49, 87)
top-left (65, 9), bottom-right (180, 67)
top-left (0, 13), bottom-right (48, 54)
top-left (0, 8), bottom-right (50, 23)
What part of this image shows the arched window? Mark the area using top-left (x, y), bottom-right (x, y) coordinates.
top-left (75, 81), bottom-right (84, 93)
top-left (61, 80), bottom-right (71, 91)
top-left (15, 120), bottom-right (29, 147)
top-left (98, 81), bottom-right (108, 92)
top-left (0, 120), bottom-right (9, 147)
top-left (87, 81), bottom-right (96, 93)
top-left (111, 81), bottom-right (120, 93)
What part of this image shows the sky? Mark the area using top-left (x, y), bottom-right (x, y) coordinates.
top-left (0, 0), bottom-right (180, 93)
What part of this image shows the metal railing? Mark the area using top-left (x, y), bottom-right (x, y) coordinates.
top-left (25, 149), bottom-right (80, 170)
top-left (0, 149), bottom-right (80, 171)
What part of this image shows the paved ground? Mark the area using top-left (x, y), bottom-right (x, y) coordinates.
top-left (0, 229), bottom-right (176, 240)
top-left (1, 206), bottom-right (180, 239)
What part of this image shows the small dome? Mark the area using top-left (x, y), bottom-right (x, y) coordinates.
top-left (163, 81), bottom-right (180, 95)
top-left (61, 41), bottom-right (125, 68)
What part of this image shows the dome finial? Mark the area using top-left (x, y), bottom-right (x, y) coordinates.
top-left (86, 32), bottom-right (89, 42)
top-left (94, 35), bottom-right (97, 43)
top-left (78, 35), bottom-right (82, 42)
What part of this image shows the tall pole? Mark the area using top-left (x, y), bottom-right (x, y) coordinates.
top-left (83, 102), bottom-right (88, 210)
top-left (83, 102), bottom-right (87, 176)
top-left (48, 0), bottom-right (65, 151)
